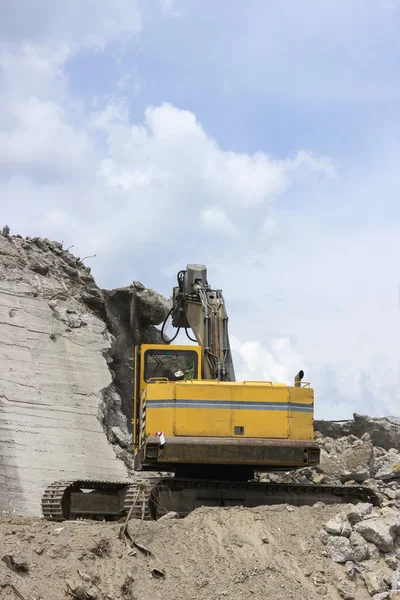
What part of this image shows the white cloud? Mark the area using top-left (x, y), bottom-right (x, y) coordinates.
top-left (160, 0), bottom-right (186, 17)
top-left (201, 207), bottom-right (237, 236)
top-left (231, 336), bottom-right (306, 387)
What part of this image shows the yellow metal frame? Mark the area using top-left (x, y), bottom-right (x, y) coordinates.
top-left (133, 343), bottom-right (315, 458)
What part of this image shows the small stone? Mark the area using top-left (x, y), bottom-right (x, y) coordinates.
top-left (385, 554), bottom-right (398, 570)
top-left (363, 573), bottom-right (388, 596)
top-left (392, 569), bottom-right (400, 591)
top-left (337, 579), bottom-right (355, 600)
top-left (320, 529), bottom-right (330, 545)
top-left (367, 542), bottom-right (380, 561)
top-left (78, 571), bottom-right (92, 583)
top-left (325, 516), bottom-right (343, 535)
top-left (316, 586), bottom-right (328, 596)
top-left (312, 574), bottom-right (326, 586)
top-left (2, 554), bottom-right (29, 572)
top-left (341, 519), bottom-right (352, 538)
top-left (54, 527), bottom-right (65, 535)
top-left (159, 512), bottom-right (179, 521)
top-left (372, 594), bottom-right (389, 600)
top-left (385, 489), bottom-right (397, 500)
top-left (344, 561), bottom-right (355, 580)
top-left (313, 474), bottom-right (326, 484)
top-left (110, 426), bottom-right (131, 448)
top-left (346, 502), bottom-right (373, 524)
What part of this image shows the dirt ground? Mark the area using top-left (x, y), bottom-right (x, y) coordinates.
top-left (0, 504), bottom-right (377, 600)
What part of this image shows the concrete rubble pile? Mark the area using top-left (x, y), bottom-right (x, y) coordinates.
top-left (260, 416), bottom-right (400, 599)
top-left (262, 415), bottom-right (400, 509)
top-left (321, 502), bottom-right (400, 599)
top-left (0, 230), bottom-right (170, 516)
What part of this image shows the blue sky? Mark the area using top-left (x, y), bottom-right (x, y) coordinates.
top-left (1, 0), bottom-right (400, 419)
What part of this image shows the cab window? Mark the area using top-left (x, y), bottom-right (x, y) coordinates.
top-left (144, 349), bottom-right (198, 382)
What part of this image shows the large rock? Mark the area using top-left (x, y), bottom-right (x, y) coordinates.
top-left (354, 516), bottom-right (400, 553)
top-left (131, 281), bottom-right (171, 326)
top-left (345, 503), bottom-right (373, 525)
top-left (325, 536), bottom-right (354, 563)
top-left (0, 234), bottom-right (129, 516)
top-left (373, 450), bottom-right (400, 481)
top-left (103, 284), bottom-right (169, 427)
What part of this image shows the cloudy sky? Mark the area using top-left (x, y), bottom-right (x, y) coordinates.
top-left (1, 1), bottom-right (400, 419)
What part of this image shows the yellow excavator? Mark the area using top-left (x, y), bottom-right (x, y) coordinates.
top-left (42, 265), bottom-right (377, 521)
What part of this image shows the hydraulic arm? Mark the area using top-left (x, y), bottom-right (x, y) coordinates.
top-left (167, 264), bottom-right (235, 381)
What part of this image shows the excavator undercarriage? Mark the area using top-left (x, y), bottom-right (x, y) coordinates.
top-left (42, 476), bottom-right (380, 522)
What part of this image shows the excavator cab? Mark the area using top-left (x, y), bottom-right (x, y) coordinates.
top-left (144, 347), bottom-right (199, 382)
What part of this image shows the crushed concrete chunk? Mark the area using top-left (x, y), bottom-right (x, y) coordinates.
top-left (325, 536), bottom-right (354, 563)
top-left (349, 531), bottom-right (369, 562)
top-left (374, 451), bottom-right (400, 481)
top-left (336, 579), bottom-right (355, 600)
top-left (354, 516), bottom-right (400, 553)
top-left (325, 516), bottom-right (343, 535)
top-left (363, 572), bottom-right (388, 596)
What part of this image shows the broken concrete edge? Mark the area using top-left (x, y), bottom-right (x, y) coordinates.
top-left (315, 414), bottom-right (400, 452)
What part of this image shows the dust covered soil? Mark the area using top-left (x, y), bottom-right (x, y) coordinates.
top-left (0, 504), bottom-right (385, 600)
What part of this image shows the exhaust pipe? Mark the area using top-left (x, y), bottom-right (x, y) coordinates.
top-left (294, 370), bottom-right (304, 387)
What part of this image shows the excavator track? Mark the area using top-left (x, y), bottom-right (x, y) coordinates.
top-left (150, 478), bottom-right (380, 518)
top-left (42, 480), bottom-right (75, 521)
top-left (123, 478), bottom-right (159, 520)
top-left (42, 479), bottom-right (133, 521)
top-left (42, 477), bottom-right (380, 522)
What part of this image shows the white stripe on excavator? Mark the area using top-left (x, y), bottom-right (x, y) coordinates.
top-left (146, 400), bottom-right (313, 412)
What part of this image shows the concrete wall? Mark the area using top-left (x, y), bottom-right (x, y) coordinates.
top-left (0, 235), bottom-right (128, 515)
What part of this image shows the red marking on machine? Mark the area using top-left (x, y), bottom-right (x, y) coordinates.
top-left (156, 431), bottom-right (166, 446)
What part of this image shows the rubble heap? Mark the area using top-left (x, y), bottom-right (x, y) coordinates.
top-left (262, 416), bottom-right (400, 512)
top-left (321, 502), bottom-right (400, 599)
top-left (0, 504), bottom-right (381, 600)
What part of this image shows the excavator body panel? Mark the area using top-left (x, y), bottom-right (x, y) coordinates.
top-left (135, 344), bottom-right (319, 472)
